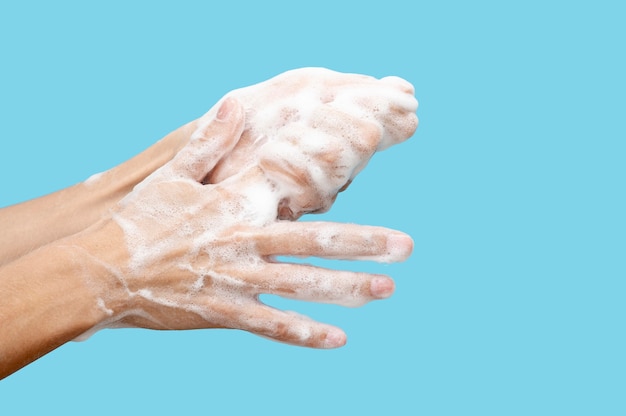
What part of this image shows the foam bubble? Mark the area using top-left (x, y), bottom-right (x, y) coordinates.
top-left (84, 171), bottom-right (104, 186)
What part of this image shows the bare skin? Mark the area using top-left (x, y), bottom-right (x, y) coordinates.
top-left (0, 68), bottom-right (418, 379)
top-left (0, 121), bottom-right (196, 267)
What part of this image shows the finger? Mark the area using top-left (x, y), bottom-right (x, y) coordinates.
top-left (380, 75), bottom-right (416, 95)
top-left (237, 303), bottom-right (347, 349)
top-left (254, 222), bottom-right (414, 263)
top-left (245, 263), bottom-right (395, 307)
top-left (169, 97), bottom-right (245, 181)
top-left (378, 106), bottom-right (419, 151)
top-left (309, 106), bottom-right (382, 158)
top-left (337, 179), bottom-right (353, 193)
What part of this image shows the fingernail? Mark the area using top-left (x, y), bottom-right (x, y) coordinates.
top-left (216, 97), bottom-right (235, 121)
top-left (371, 277), bottom-right (395, 299)
top-left (323, 328), bottom-right (346, 349)
top-left (387, 233), bottom-right (414, 262)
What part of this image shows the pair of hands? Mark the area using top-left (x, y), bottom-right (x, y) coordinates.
top-left (72, 68), bottom-right (417, 348)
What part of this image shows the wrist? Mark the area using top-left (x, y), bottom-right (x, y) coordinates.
top-left (0, 239), bottom-right (115, 377)
top-left (59, 220), bottom-right (133, 327)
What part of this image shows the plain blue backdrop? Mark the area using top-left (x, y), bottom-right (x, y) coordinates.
top-left (1, 1), bottom-right (624, 414)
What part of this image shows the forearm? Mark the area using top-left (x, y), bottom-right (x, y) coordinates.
top-left (0, 120), bottom-right (196, 267)
top-left (0, 242), bottom-right (109, 379)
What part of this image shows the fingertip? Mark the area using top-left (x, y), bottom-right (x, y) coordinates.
top-left (216, 96), bottom-right (238, 121)
top-left (380, 75), bottom-right (415, 95)
top-left (386, 233), bottom-right (414, 262)
top-left (192, 97), bottom-right (244, 140)
top-left (370, 276), bottom-right (396, 299)
top-left (323, 328), bottom-right (347, 349)
top-left (411, 112), bottom-right (419, 135)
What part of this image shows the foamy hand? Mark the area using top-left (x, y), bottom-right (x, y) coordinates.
top-left (74, 99), bottom-right (413, 348)
top-left (201, 67), bottom-right (418, 219)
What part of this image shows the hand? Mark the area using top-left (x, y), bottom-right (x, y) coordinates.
top-left (71, 98), bottom-right (413, 348)
top-left (201, 67), bottom-right (419, 219)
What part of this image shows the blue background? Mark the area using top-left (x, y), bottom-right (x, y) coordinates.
top-left (1, 1), bottom-right (624, 414)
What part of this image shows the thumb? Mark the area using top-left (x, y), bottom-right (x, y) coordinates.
top-left (169, 97), bottom-right (245, 181)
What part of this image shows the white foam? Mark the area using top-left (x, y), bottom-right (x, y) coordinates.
top-left (97, 298), bottom-right (114, 316)
top-left (84, 171), bottom-right (104, 186)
